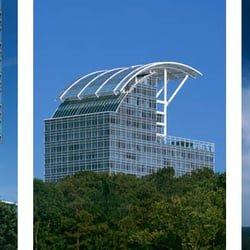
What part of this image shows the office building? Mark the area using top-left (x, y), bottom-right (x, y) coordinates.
top-left (45, 62), bottom-right (215, 182)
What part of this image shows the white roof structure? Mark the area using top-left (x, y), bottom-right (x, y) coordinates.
top-left (60, 62), bottom-right (202, 102)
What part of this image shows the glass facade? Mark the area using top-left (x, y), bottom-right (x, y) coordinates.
top-left (45, 112), bottom-right (111, 182)
top-left (45, 66), bottom-right (215, 182)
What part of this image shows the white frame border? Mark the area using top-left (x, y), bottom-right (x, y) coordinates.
top-left (18, 0), bottom-right (33, 249)
top-left (226, 0), bottom-right (242, 249)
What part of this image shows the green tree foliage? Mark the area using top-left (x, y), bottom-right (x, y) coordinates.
top-left (34, 168), bottom-right (226, 250)
top-left (0, 201), bottom-right (17, 249)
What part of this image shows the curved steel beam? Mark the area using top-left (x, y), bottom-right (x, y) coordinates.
top-left (95, 67), bottom-right (129, 97)
top-left (77, 67), bottom-right (124, 99)
top-left (116, 62), bottom-right (201, 94)
top-left (60, 70), bottom-right (106, 101)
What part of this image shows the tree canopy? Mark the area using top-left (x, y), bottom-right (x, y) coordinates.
top-left (34, 168), bottom-right (226, 250)
top-left (0, 201), bottom-right (17, 249)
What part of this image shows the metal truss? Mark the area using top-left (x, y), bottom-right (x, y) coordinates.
top-left (156, 69), bottom-right (190, 137)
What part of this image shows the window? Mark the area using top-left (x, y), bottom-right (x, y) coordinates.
top-left (157, 114), bottom-right (164, 123)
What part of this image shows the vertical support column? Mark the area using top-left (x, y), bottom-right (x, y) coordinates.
top-left (163, 68), bottom-right (168, 136)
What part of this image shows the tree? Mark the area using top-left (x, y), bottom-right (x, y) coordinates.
top-left (34, 168), bottom-right (226, 249)
top-left (0, 202), bottom-right (17, 249)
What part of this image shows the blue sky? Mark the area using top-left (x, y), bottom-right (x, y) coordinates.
top-left (0, 0), bottom-right (17, 202)
top-left (242, 0), bottom-right (250, 227)
top-left (35, 1), bottom-right (225, 178)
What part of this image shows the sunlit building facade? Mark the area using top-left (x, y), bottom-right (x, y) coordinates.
top-left (45, 62), bottom-right (215, 182)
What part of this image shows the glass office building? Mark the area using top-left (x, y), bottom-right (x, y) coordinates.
top-left (45, 62), bottom-right (215, 182)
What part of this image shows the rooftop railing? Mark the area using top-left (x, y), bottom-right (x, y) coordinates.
top-left (158, 135), bottom-right (215, 153)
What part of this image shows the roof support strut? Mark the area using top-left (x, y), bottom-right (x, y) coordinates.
top-left (156, 72), bottom-right (189, 137)
top-left (164, 68), bottom-right (168, 136)
top-left (167, 75), bottom-right (189, 106)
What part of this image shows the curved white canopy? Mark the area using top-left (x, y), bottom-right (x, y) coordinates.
top-left (60, 62), bottom-right (202, 102)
